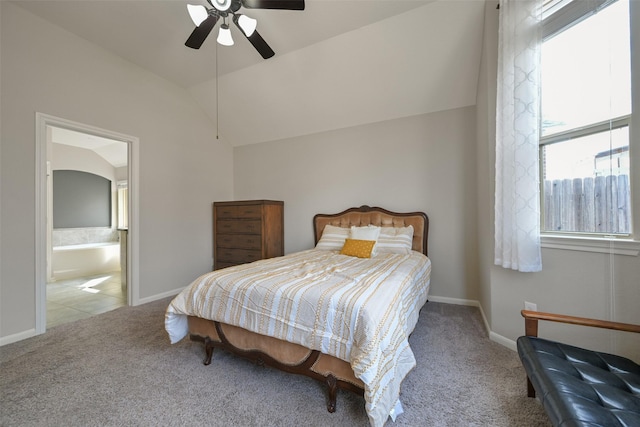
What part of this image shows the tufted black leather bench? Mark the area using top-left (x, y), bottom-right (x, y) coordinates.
top-left (516, 310), bottom-right (640, 427)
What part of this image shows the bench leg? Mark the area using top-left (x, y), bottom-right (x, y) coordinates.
top-left (527, 376), bottom-right (536, 398)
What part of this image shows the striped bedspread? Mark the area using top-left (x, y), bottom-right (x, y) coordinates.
top-left (165, 249), bottom-right (431, 427)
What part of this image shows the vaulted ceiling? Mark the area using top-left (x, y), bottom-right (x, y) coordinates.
top-left (11, 0), bottom-right (487, 146)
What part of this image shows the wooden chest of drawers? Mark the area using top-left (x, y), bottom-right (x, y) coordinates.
top-left (213, 200), bottom-right (284, 270)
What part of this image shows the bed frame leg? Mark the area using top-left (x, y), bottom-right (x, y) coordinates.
top-left (203, 337), bottom-right (215, 366)
top-left (326, 374), bottom-right (337, 413)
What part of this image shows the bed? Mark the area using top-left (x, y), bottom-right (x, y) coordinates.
top-left (165, 205), bottom-right (431, 427)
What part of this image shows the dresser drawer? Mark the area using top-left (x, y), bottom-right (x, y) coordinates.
top-left (216, 220), bottom-right (262, 234)
top-left (216, 248), bottom-right (262, 264)
top-left (216, 234), bottom-right (262, 250)
top-left (215, 261), bottom-right (242, 269)
top-left (215, 205), bottom-right (263, 219)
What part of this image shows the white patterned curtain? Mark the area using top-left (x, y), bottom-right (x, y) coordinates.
top-left (495, 0), bottom-right (543, 272)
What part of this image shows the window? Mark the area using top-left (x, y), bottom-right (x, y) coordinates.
top-left (117, 181), bottom-right (129, 230)
top-left (540, 0), bottom-right (632, 235)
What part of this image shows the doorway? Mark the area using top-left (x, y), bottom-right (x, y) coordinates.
top-left (35, 113), bottom-right (139, 334)
top-left (47, 127), bottom-right (128, 327)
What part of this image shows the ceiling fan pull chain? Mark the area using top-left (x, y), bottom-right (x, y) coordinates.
top-left (216, 42), bottom-right (219, 140)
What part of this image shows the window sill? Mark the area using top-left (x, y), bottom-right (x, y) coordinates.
top-left (541, 235), bottom-right (640, 256)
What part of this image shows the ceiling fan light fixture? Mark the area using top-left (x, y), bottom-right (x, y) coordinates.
top-left (237, 14), bottom-right (257, 36)
top-left (187, 4), bottom-right (209, 27)
top-left (212, 0), bottom-right (232, 12)
top-left (185, 0), bottom-right (304, 57)
top-left (217, 24), bottom-right (234, 46)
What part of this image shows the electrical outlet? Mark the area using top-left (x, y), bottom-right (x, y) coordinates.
top-left (524, 301), bottom-right (537, 311)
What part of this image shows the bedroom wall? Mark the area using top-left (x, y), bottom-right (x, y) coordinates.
top-left (233, 106), bottom-right (480, 303)
top-left (476, 0), bottom-right (640, 361)
top-left (52, 143), bottom-right (117, 182)
top-left (0, 2), bottom-right (233, 341)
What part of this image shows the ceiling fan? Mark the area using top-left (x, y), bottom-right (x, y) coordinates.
top-left (185, 0), bottom-right (305, 59)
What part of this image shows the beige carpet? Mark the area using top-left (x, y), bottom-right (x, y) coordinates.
top-left (0, 297), bottom-right (551, 426)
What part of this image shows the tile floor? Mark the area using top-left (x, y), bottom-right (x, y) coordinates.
top-left (46, 271), bottom-right (127, 328)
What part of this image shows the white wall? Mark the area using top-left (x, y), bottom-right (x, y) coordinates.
top-left (476, 0), bottom-right (640, 361)
top-left (0, 2), bottom-right (234, 341)
top-left (234, 106), bottom-right (480, 302)
top-left (52, 143), bottom-right (117, 182)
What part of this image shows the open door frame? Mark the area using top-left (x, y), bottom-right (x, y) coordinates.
top-left (35, 113), bottom-right (140, 334)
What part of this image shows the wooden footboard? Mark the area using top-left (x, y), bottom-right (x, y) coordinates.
top-left (188, 316), bottom-right (364, 413)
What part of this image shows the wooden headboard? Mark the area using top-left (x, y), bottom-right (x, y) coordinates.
top-left (313, 205), bottom-right (429, 256)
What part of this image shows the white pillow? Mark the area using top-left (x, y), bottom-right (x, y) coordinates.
top-left (349, 225), bottom-right (381, 254)
top-left (375, 225), bottom-right (414, 254)
top-left (315, 224), bottom-right (349, 251)
top-left (350, 225), bottom-right (381, 241)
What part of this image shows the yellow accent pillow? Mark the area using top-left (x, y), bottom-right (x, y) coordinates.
top-left (340, 239), bottom-right (376, 258)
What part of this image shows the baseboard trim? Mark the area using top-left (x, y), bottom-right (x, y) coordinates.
top-left (136, 288), bottom-right (183, 306)
top-left (428, 295), bottom-right (480, 307)
top-left (427, 295), bottom-right (517, 352)
top-left (0, 328), bottom-right (37, 347)
top-left (489, 331), bottom-right (517, 352)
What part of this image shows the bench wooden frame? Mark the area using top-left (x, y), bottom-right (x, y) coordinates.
top-left (520, 309), bottom-right (640, 397)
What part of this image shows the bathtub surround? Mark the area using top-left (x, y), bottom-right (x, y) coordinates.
top-left (51, 243), bottom-right (120, 281)
top-left (52, 227), bottom-right (118, 247)
top-left (51, 227), bottom-right (121, 281)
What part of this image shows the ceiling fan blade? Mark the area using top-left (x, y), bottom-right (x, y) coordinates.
top-left (185, 14), bottom-right (219, 49)
top-left (241, 0), bottom-right (305, 10)
top-left (232, 16), bottom-right (274, 59)
top-left (247, 31), bottom-right (275, 59)
top-left (243, 28), bottom-right (275, 59)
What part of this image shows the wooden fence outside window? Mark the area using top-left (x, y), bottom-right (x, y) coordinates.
top-left (543, 175), bottom-right (631, 234)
